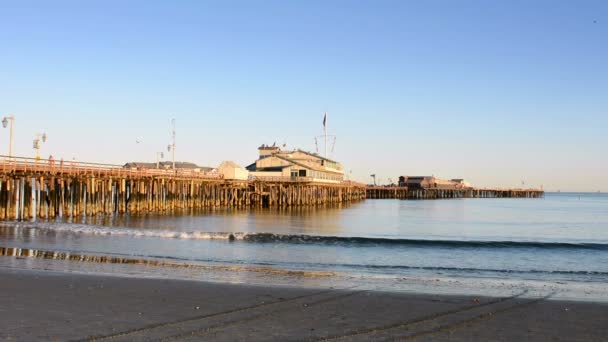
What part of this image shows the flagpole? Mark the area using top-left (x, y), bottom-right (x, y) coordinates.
top-left (324, 112), bottom-right (328, 159)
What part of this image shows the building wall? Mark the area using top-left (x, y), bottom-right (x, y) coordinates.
top-left (399, 176), bottom-right (470, 189)
top-left (257, 156), bottom-right (291, 169)
top-left (219, 165), bottom-right (249, 180)
top-left (251, 148), bottom-right (344, 183)
top-left (250, 171), bottom-right (282, 178)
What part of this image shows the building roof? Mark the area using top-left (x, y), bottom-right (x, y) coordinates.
top-left (218, 160), bottom-right (243, 169)
top-left (123, 161), bottom-right (213, 171)
top-left (123, 162), bottom-right (157, 169)
top-left (274, 155), bottom-right (343, 174)
top-left (401, 176), bottom-right (435, 181)
top-left (294, 149), bottom-right (339, 164)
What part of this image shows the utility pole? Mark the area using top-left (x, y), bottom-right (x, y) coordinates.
top-left (167, 118), bottom-right (176, 170)
top-left (323, 112), bottom-right (328, 159)
top-left (2, 115), bottom-right (15, 157)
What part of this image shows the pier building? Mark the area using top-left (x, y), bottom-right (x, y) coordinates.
top-left (218, 161), bottom-right (249, 180)
top-left (246, 145), bottom-right (344, 183)
top-left (398, 176), bottom-right (472, 190)
top-left (124, 161), bottom-right (215, 173)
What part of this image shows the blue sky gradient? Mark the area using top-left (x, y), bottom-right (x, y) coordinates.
top-left (1, 0), bottom-right (606, 191)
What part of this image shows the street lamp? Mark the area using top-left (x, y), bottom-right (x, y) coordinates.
top-left (2, 115), bottom-right (15, 157)
top-left (33, 132), bottom-right (47, 160)
top-left (156, 151), bottom-right (164, 169)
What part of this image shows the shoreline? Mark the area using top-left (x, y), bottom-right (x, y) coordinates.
top-left (2, 250), bottom-right (608, 303)
top-left (1, 267), bottom-right (607, 341)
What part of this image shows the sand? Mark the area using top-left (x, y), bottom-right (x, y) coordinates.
top-left (0, 268), bottom-right (607, 341)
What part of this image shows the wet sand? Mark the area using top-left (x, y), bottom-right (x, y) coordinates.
top-left (1, 268), bottom-right (607, 341)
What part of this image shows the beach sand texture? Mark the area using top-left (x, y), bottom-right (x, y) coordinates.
top-left (1, 268), bottom-right (607, 341)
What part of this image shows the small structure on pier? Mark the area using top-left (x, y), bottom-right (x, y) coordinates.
top-left (246, 145), bottom-right (344, 183)
top-left (218, 161), bottom-right (249, 180)
top-left (123, 161), bottom-right (214, 172)
top-left (398, 176), bottom-right (472, 190)
top-left (450, 179), bottom-right (471, 188)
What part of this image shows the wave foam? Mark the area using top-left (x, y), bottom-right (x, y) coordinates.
top-left (3, 222), bottom-right (607, 250)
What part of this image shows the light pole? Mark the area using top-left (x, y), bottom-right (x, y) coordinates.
top-left (33, 132), bottom-right (47, 160)
top-left (156, 151), bottom-right (164, 169)
top-left (167, 118), bottom-right (176, 170)
top-left (2, 115), bottom-right (15, 157)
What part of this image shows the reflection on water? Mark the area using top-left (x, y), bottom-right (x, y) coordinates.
top-left (1, 193), bottom-right (608, 285)
top-left (65, 203), bottom-right (354, 237)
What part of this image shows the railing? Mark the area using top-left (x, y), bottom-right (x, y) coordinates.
top-left (366, 185), bottom-right (408, 190)
top-left (0, 155), bottom-right (368, 187)
top-left (0, 155), bottom-right (222, 180)
top-left (342, 180), bottom-right (368, 188)
top-left (250, 176), bottom-right (314, 183)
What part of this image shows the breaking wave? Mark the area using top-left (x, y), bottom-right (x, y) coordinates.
top-left (2, 222), bottom-right (608, 251)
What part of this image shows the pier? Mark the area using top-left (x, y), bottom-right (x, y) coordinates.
top-left (0, 156), bottom-right (366, 220)
top-left (366, 186), bottom-right (544, 199)
top-left (0, 156), bottom-right (544, 221)
top-left (366, 186), bottom-right (409, 199)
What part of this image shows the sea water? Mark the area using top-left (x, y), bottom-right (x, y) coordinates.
top-left (1, 193), bottom-right (607, 294)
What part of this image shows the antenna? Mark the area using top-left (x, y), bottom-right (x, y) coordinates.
top-left (316, 112), bottom-right (336, 159)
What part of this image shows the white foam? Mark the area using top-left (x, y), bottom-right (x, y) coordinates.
top-left (1, 222), bottom-right (247, 241)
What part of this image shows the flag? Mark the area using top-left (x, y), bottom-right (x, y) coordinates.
top-left (323, 112), bottom-right (327, 128)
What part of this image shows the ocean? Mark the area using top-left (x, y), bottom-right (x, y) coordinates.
top-left (1, 192), bottom-right (607, 299)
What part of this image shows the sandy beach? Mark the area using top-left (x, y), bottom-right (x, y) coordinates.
top-left (1, 268), bottom-right (607, 341)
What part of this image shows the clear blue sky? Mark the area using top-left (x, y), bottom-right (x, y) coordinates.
top-left (1, 0), bottom-right (606, 191)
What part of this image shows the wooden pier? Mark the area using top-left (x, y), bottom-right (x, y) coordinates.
top-left (0, 156), bottom-right (366, 220)
top-left (366, 186), bottom-right (544, 199)
top-left (366, 187), bottom-right (409, 199)
top-left (0, 155), bottom-right (545, 221)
